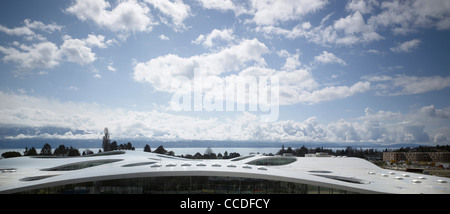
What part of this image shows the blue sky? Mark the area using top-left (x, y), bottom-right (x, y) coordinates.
top-left (0, 0), bottom-right (449, 145)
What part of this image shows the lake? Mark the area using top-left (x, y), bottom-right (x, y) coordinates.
top-left (1, 146), bottom-right (393, 158)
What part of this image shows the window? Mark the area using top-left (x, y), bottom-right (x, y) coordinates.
top-left (17, 176), bottom-right (360, 194)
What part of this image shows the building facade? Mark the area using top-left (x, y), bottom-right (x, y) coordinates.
top-left (383, 152), bottom-right (450, 163)
top-left (1, 151), bottom-right (450, 194)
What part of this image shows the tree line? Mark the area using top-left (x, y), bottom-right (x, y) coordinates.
top-left (102, 127), bottom-right (135, 152)
top-left (276, 145), bottom-right (383, 159)
top-left (143, 145), bottom-right (241, 159)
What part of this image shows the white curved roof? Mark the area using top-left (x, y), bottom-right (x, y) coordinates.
top-left (1, 151), bottom-right (449, 194)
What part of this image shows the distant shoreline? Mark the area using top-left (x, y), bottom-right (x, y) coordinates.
top-left (0, 138), bottom-right (423, 150)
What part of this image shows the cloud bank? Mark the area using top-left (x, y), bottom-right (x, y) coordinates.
top-left (1, 91), bottom-right (448, 144)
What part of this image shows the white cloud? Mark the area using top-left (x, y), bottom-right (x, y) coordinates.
top-left (314, 51), bottom-right (346, 66)
top-left (66, 0), bottom-right (156, 39)
top-left (23, 19), bottom-right (63, 33)
top-left (133, 38), bottom-right (269, 92)
top-left (0, 33), bottom-right (110, 71)
top-left (1, 91), bottom-right (448, 144)
top-left (0, 19), bottom-right (62, 41)
top-left (192, 28), bottom-right (235, 48)
top-left (135, 41), bottom-right (369, 106)
top-left (369, 0), bottom-right (450, 34)
top-left (59, 36), bottom-right (96, 65)
top-left (249, 0), bottom-right (328, 26)
top-left (158, 34), bottom-right (170, 40)
top-left (296, 81), bottom-right (371, 104)
top-left (355, 105), bottom-right (450, 144)
top-left (390, 39), bottom-right (421, 53)
top-left (256, 11), bottom-right (383, 46)
top-left (195, 0), bottom-right (236, 12)
top-left (0, 41), bottom-right (60, 69)
top-left (68, 86), bottom-right (80, 91)
top-left (332, 11), bottom-right (383, 45)
top-left (0, 24), bottom-right (35, 37)
top-left (365, 74), bottom-right (450, 96)
top-left (84, 34), bottom-right (115, 48)
top-left (346, 0), bottom-right (379, 14)
top-left (277, 49), bottom-right (301, 71)
top-left (145, 0), bottom-right (191, 31)
top-left (256, 0), bottom-right (450, 46)
top-left (107, 64), bottom-right (116, 72)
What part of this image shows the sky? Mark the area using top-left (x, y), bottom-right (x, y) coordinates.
top-left (0, 0), bottom-right (449, 146)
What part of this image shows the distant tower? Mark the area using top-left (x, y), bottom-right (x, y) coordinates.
top-left (102, 127), bottom-right (111, 152)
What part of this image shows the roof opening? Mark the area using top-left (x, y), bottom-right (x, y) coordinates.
top-left (122, 162), bottom-right (157, 167)
top-left (41, 159), bottom-right (123, 171)
top-left (20, 175), bottom-right (58, 182)
top-left (308, 170), bottom-right (332, 173)
top-left (313, 174), bottom-right (370, 184)
top-left (246, 156), bottom-right (297, 166)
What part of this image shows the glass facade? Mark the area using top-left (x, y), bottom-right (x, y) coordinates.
top-left (18, 176), bottom-right (358, 194)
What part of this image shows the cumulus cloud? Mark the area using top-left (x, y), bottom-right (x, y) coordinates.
top-left (0, 32), bottom-right (112, 71)
top-left (144, 0), bottom-right (191, 31)
top-left (192, 28), bottom-right (235, 48)
top-left (277, 49), bottom-right (301, 71)
top-left (66, 0), bottom-right (156, 39)
top-left (390, 39), bottom-right (421, 53)
top-left (0, 19), bottom-right (62, 41)
top-left (346, 0), bottom-right (379, 14)
top-left (365, 74), bottom-right (450, 96)
top-left (369, 0), bottom-right (450, 34)
top-left (0, 41), bottom-right (60, 69)
top-left (249, 0), bottom-right (328, 26)
top-left (66, 0), bottom-right (194, 34)
top-left (0, 24), bottom-right (35, 37)
top-left (59, 35), bottom-right (96, 65)
top-left (255, 0), bottom-right (450, 46)
top-left (296, 81), bottom-right (371, 104)
top-left (256, 11), bottom-right (383, 46)
top-left (133, 38), bottom-right (269, 92)
top-left (1, 91), bottom-right (448, 144)
top-left (314, 51), bottom-right (346, 66)
top-left (84, 34), bottom-right (115, 48)
top-left (158, 34), bottom-right (170, 40)
top-left (195, 0), bottom-right (236, 12)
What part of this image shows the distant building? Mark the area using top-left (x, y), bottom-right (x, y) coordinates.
top-left (383, 152), bottom-right (450, 163)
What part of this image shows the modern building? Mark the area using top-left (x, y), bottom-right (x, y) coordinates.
top-left (1, 150), bottom-right (449, 194)
top-left (383, 152), bottom-right (450, 163)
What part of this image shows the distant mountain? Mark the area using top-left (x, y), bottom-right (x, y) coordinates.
top-left (0, 127), bottom-right (93, 138)
top-left (0, 126), bottom-right (422, 149)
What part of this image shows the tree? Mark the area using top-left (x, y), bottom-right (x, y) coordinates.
top-left (102, 127), bottom-right (111, 152)
top-left (110, 141), bottom-right (118, 151)
top-left (204, 147), bottom-right (213, 156)
top-left (144, 144), bottom-right (151, 152)
top-left (54, 145), bottom-right (67, 156)
top-left (40, 143), bottom-right (52, 156)
top-left (203, 147), bottom-right (215, 159)
top-left (67, 146), bottom-right (80, 156)
top-left (1, 151), bottom-right (21, 158)
top-left (82, 149), bottom-right (93, 156)
top-left (126, 142), bottom-right (135, 150)
top-left (23, 147), bottom-right (37, 156)
top-left (153, 145), bottom-right (167, 154)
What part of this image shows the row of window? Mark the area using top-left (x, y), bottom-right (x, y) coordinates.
top-left (18, 176), bottom-right (358, 194)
